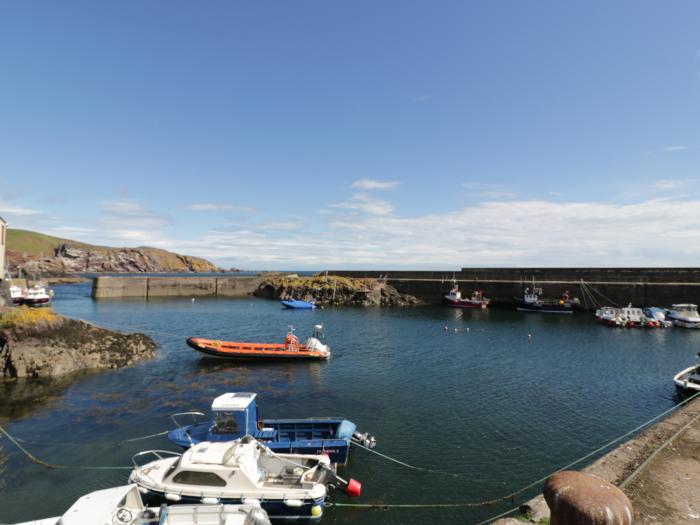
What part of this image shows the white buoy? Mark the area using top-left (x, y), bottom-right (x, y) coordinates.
top-left (191, 298), bottom-right (195, 302)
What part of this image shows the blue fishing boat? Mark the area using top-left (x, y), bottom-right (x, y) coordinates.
top-left (168, 393), bottom-right (376, 465)
top-left (281, 299), bottom-right (317, 309)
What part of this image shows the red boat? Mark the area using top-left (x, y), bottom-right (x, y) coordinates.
top-left (187, 326), bottom-right (331, 360)
top-left (444, 280), bottom-right (490, 309)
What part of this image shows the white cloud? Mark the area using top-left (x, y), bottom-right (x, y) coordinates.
top-left (662, 145), bottom-right (688, 152)
top-left (175, 197), bottom-right (700, 269)
top-left (331, 193), bottom-right (394, 216)
top-left (0, 204), bottom-right (41, 216)
top-left (653, 179), bottom-right (686, 190)
top-left (350, 179), bottom-right (401, 191)
top-left (187, 203), bottom-right (255, 212)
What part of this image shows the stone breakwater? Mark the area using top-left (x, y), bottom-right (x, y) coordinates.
top-left (253, 275), bottom-right (421, 307)
top-left (0, 308), bottom-right (156, 379)
top-left (333, 268), bottom-right (700, 307)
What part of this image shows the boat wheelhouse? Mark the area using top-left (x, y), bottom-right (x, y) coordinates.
top-left (666, 304), bottom-right (700, 329)
top-left (130, 437), bottom-right (361, 521)
top-left (168, 393), bottom-right (376, 465)
top-left (22, 284), bottom-right (52, 306)
top-left (595, 306), bottom-right (624, 327)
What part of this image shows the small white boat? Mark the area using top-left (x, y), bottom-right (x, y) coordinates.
top-left (643, 307), bottom-right (673, 328)
top-left (129, 436), bottom-right (361, 521)
top-left (666, 304), bottom-right (700, 329)
top-left (674, 354), bottom-right (700, 393)
top-left (11, 484), bottom-right (272, 525)
top-left (22, 285), bottom-right (52, 307)
top-left (595, 306), bottom-right (624, 327)
top-left (9, 285), bottom-right (26, 305)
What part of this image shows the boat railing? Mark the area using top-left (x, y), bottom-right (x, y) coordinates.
top-left (170, 411), bottom-right (207, 429)
top-left (131, 449), bottom-right (182, 469)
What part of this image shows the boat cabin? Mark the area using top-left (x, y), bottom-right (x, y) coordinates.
top-left (210, 393), bottom-right (260, 439)
top-left (671, 304), bottom-right (700, 314)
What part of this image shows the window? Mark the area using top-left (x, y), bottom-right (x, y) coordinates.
top-left (172, 470), bottom-right (227, 487)
top-left (212, 411), bottom-right (240, 434)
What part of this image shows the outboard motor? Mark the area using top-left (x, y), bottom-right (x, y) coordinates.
top-left (352, 431), bottom-right (377, 449)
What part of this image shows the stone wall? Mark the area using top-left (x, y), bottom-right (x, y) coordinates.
top-left (92, 276), bottom-right (263, 299)
top-left (330, 268), bottom-right (700, 307)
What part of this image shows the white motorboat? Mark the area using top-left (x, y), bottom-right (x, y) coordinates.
top-left (666, 304), bottom-right (700, 329)
top-left (11, 484), bottom-right (272, 525)
top-left (9, 285), bottom-right (26, 305)
top-left (643, 307), bottom-right (673, 328)
top-left (129, 436), bottom-right (361, 521)
top-left (595, 306), bottom-right (624, 327)
top-left (674, 354), bottom-right (700, 393)
top-left (22, 285), bottom-right (52, 307)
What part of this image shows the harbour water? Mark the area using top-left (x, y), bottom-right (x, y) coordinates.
top-left (1, 281), bottom-right (699, 524)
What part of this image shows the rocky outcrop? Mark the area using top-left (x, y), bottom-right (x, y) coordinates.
top-left (9, 244), bottom-right (221, 276)
top-left (254, 275), bottom-right (421, 307)
top-left (0, 309), bottom-right (156, 379)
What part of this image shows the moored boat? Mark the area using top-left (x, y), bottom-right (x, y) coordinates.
top-left (10, 483), bottom-right (272, 525)
top-left (187, 326), bottom-right (330, 360)
top-left (643, 307), bottom-right (672, 328)
top-left (22, 284), bottom-right (52, 307)
top-left (665, 304), bottom-right (700, 329)
top-left (595, 306), bottom-right (624, 327)
top-left (443, 280), bottom-right (490, 309)
top-left (516, 282), bottom-right (575, 314)
top-left (9, 285), bottom-right (26, 305)
top-left (674, 354), bottom-right (700, 393)
top-left (129, 437), bottom-right (361, 521)
top-left (281, 299), bottom-right (317, 309)
top-left (168, 392), bottom-right (376, 465)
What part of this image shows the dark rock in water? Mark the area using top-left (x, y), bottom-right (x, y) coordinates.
top-left (0, 309), bottom-right (156, 379)
top-left (544, 471), bottom-right (633, 525)
top-left (254, 275), bottom-right (421, 307)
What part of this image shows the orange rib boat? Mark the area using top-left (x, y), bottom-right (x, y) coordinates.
top-left (186, 326), bottom-right (331, 361)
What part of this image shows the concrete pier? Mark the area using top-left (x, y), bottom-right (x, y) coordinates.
top-left (332, 268), bottom-right (700, 307)
top-left (92, 276), bottom-right (263, 299)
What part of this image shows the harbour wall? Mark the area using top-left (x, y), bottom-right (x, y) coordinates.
top-left (92, 276), bottom-right (263, 299)
top-left (330, 268), bottom-right (700, 307)
top-left (91, 269), bottom-right (700, 308)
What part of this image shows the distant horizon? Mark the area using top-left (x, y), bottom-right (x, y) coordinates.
top-left (2, 2), bottom-right (700, 269)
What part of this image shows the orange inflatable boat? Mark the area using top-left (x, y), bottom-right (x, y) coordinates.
top-left (187, 326), bottom-right (331, 360)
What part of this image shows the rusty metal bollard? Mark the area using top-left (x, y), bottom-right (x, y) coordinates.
top-left (544, 471), bottom-right (633, 525)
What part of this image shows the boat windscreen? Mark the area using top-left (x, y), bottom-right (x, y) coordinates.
top-left (212, 411), bottom-right (240, 434)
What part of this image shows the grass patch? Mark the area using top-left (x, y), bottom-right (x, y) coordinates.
top-left (0, 307), bottom-right (61, 330)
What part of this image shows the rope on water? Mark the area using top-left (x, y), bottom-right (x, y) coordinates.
top-left (338, 390), bottom-right (700, 512)
top-left (15, 430), bottom-right (170, 447)
top-left (0, 424), bottom-right (133, 470)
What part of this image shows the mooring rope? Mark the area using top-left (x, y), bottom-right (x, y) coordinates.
top-left (335, 390), bottom-right (700, 512)
top-left (15, 430), bottom-right (170, 447)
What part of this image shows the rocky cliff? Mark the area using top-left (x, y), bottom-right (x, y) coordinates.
top-left (7, 229), bottom-right (223, 275)
top-left (0, 307), bottom-right (156, 379)
top-left (254, 275), bottom-right (421, 307)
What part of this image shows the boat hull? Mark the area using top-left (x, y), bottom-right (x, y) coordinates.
top-left (169, 421), bottom-right (353, 465)
top-left (139, 488), bottom-right (325, 521)
top-left (444, 297), bottom-right (489, 309)
top-left (281, 300), bottom-right (316, 309)
top-left (516, 300), bottom-right (573, 314)
top-left (186, 338), bottom-right (329, 360)
top-left (674, 366), bottom-right (700, 393)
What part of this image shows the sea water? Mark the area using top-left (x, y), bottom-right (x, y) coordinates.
top-left (0, 281), bottom-right (698, 524)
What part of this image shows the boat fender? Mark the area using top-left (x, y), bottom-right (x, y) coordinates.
top-left (201, 497), bottom-right (219, 505)
top-left (346, 478), bottom-right (362, 497)
top-left (284, 499), bottom-right (304, 507)
top-left (311, 505), bottom-right (323, 517)
top-left (138, 487), bottom-right (149, 495)
top-left (165, 493), bottom-right (181, 502)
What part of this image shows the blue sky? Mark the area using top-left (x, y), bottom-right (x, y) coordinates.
top-left (1, 1), bottom-right (699, 269)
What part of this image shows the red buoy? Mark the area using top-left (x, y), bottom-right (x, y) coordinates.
top-left (346, 478), bottom-right (362, 497)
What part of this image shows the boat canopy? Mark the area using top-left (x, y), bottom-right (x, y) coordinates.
top-left (210, 393), bottom-right (259, 437)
